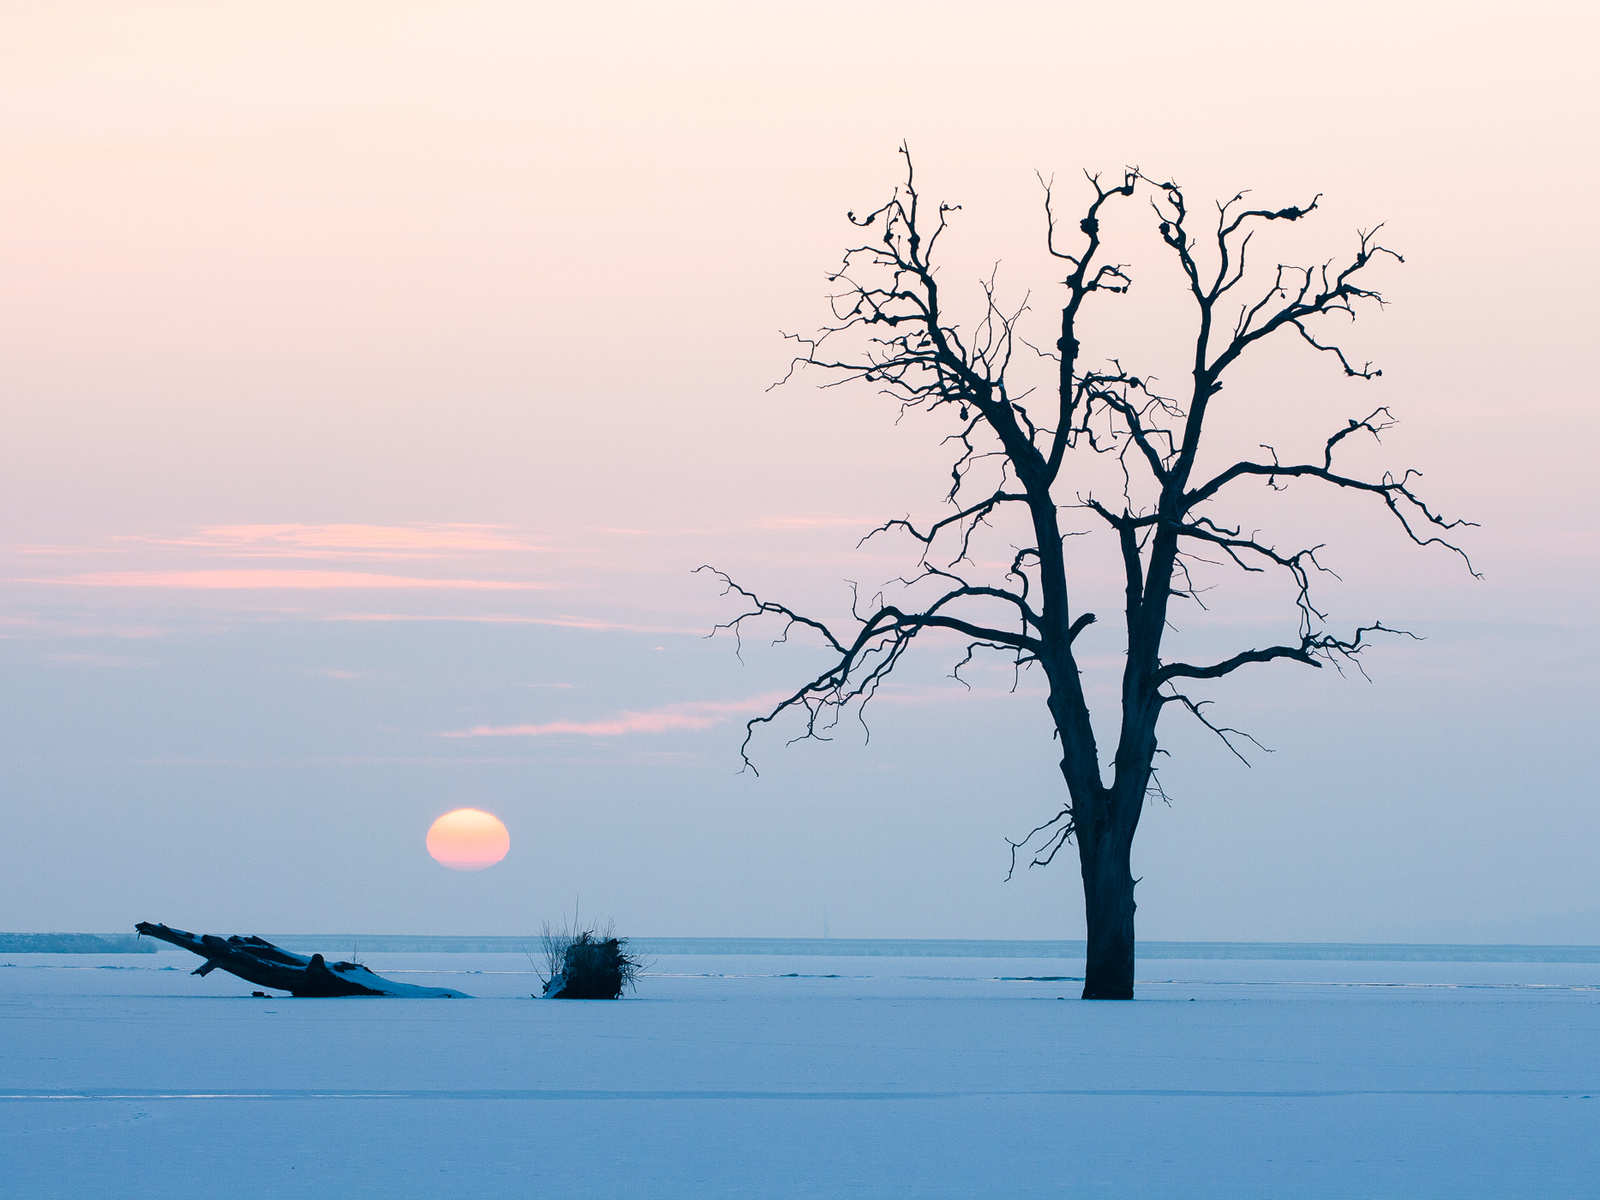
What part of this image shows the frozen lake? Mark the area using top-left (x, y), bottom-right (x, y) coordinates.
top-left (4, 950), bottom-right (1598, 1197)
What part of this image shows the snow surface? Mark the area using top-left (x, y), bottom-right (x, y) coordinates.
top-left (3, 951), bottom-right (1597, 1198)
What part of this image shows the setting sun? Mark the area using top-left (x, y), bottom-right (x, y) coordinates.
top-left (426, 808), bottom-right (510, 871)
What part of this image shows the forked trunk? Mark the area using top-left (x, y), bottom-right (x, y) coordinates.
top-left (1078, 816), bottom-right (1137, 999)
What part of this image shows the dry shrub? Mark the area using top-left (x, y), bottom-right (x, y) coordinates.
top-left (536, 922), bottom-right (642, 999)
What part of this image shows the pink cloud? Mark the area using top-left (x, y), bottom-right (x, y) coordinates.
top-left (125, 523), bottom-right (534, 558)
top-left (747, 516), bottom-right (874, 530)
top-left (5, 544), bottom-right (124, 556)
top-left (442, 694), bottom-right (783, 738)
top-left (325, 612), bottom-right (698, 633)
top-left (34, 570), bottom-right (545, 590)
top-left (452, 712), bottom-right (721, 738)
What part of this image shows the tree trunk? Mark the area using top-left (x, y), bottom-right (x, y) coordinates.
top-left (1078, 815), bottom-right (1137, 999)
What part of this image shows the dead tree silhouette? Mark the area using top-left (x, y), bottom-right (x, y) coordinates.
top-left (702, 150), bottom-right (1474, 1000)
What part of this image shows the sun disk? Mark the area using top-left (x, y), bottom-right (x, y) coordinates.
top-left (426, 808), bottom-right (510, 871)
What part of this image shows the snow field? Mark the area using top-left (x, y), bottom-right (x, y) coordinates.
top-left (3, 953), bottom-right (1597, 1197)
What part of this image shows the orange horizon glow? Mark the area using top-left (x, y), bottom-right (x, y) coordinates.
top-left (426, 808), bottom-right (510, 871)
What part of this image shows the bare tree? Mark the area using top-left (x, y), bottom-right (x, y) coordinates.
top-left (703, 149), bottom-right (1473, 999)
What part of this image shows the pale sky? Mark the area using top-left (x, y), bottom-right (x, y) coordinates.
top-left (2, 0), bottom-right (1596, 942)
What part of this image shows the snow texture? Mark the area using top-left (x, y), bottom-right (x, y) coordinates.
top-left (2, 951), bottom-right (1597, 1197)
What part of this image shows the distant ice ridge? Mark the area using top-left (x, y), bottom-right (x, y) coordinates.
top-left (254, 936), bottom-right (1600, 962)
top-left (0, 934), bottom-right (153, 954)
top-left (8, 933), bottom-right (1600, 961)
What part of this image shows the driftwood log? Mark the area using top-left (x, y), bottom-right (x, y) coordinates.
top-left (135, 922), bottom-right (468, 998)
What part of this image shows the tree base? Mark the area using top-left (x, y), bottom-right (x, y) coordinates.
top-left (1080, 986), bottom-right (1134, 1001)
